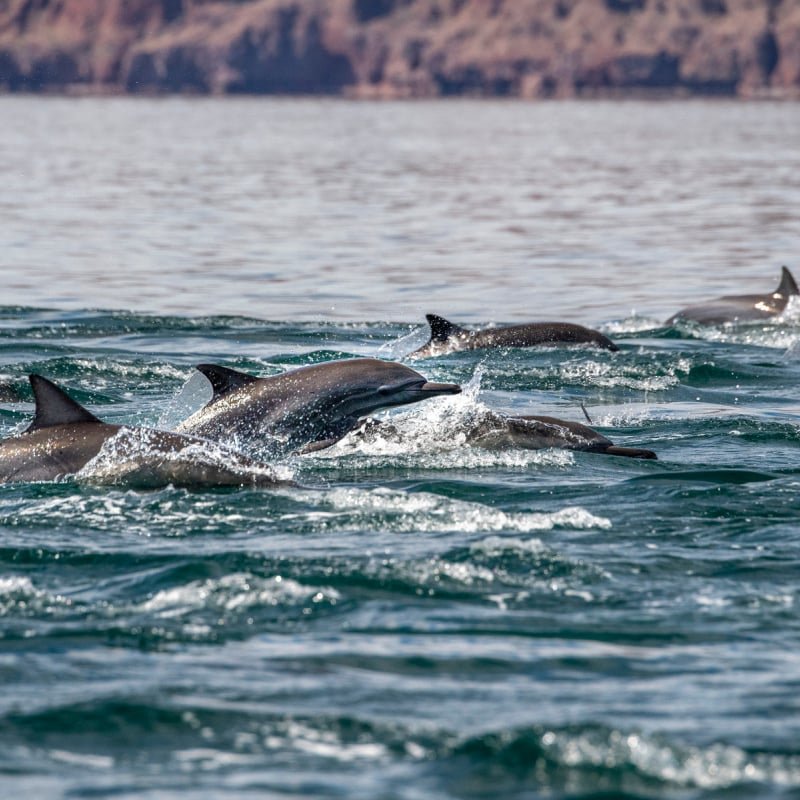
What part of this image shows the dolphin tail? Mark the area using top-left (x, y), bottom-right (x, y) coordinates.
top-left (426, 314), bottom-right (467, 343)
top-left (777, 266), bottom-right (799, 298)
top-left (26, 375), bottom-right (103, 433)
top-left (603, 445), bottom-right (657, 460)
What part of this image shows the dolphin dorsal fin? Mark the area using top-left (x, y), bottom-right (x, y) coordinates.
top-left (26, 374), bottom-right (102, 432)
top-left (426, 314), bottom-right (466, 343)
top-left (777, 266), bottom-right (798, 298)
top-left (196, 363), bottom-right (259, 400)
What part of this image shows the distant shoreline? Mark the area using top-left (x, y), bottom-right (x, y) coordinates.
top-left (1, 1), bottom-right (797, 101)
top-left (0, 87), bottom-right (797, 101)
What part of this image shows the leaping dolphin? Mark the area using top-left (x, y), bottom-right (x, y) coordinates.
top-left (407, 315), bottom-right (619, 358)
top-left (666, 266), bottom-right (798, 325)
top-left (0, 375), bottom-right (288, 487)
top-left (176, 358), bottom-right (462, 454)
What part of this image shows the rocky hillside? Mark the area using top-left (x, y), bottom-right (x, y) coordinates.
top-left (0, 0), bottom-right (797, 97)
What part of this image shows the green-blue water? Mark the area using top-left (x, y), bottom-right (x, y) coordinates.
top-left (3, 97), bottom-right (800, 798)
top-left (2, 307), bottom-right (800, 799)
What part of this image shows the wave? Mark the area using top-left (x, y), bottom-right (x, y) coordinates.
top-left (2, 703), bottom-right (798, 798)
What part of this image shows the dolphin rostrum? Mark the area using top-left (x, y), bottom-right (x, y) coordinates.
top-left (176, 358), bottom-right (462, 454)
top-left (666, 266), bottom-right (798, 325)
top-left (0, 375), bottom-right (288, 487)
top-left (349, 411), bottom-right (656, 459)
top-left (407, 315), bottom-right (619, 358)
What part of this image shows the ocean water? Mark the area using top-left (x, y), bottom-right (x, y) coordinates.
top-left (1, 98), bottom-right (800, 799)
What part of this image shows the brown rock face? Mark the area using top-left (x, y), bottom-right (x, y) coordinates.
top-left (0, 0), bottom-right (797, 97)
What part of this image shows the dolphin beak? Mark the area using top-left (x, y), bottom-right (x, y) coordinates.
top-left (417, 381), bottom-right (461, 396)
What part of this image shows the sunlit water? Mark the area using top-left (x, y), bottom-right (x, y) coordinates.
top-left (1, 98), bottom-right (800, 799)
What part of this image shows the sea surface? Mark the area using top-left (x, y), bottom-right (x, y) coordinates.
top-left (1, 98), bottom-right (800, 799)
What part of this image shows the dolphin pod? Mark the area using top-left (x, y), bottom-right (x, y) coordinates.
top-left (177, 358), bottom-right (462, 455)
top-left (407, 314), bottom-right (619, 359)
top-left (0, 375), bottom-right (290, 487)
top-left (7, 265), bottom-right (800, 484)
top-left (666, 266), bottom-right (798, 326)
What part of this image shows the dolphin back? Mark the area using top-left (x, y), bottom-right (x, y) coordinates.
top-left (667, 266), bottom-right (798, 325)
top-left (472, 414), bottom-right (657, 459)
top-left (409, 316), bottom-right (618, 357)
top-left (26, 374), bottom-right (103, 432)
top-left (427, 314), bottom-right (468, 343)
top-left (777, 266), bottom-right (798, 298)
top-left (196, 363), bottom-right (259, 402)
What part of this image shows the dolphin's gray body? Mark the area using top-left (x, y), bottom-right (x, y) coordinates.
top-left (465, 413), bottom-right (656, 458)
top-left (176, 358), bottom-right (462, 454)
top-left (408, 315), bottom-right (618, 358)
top-left (352, 411), bottom-right (656, 459)
top-left (666, 266), bottom-right (798, 325)
top-left (0, 375), bottom-right (287, 487)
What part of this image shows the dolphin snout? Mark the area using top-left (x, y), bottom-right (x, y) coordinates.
top-left (418, 381), bottom-right (461, 396)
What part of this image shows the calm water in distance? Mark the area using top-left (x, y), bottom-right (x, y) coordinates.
top-left (2, 97), bottom-right (799, 323)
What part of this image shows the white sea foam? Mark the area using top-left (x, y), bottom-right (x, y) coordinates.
top-left (0, 575), bottom-right (73, 614)
top-left (140, 572), bottom-right (339, 618)
top-left (469, 535), bottom-right (547, 556)
top-left (47, 750), bottom-right (114, 770)
top-left (312, 486), bottom-right (611, 534)
top-left (540, 727), bottom-right (800, 788)
top-left (0, 575), bottom-right (38, 596)
top-left (559, 358), bottom-right (689, 392)
top-left (262, 720), bottom-right (389, 763)
top-left (602, 316), bottom-right (665, 335)
top-left (69, 358), bottom-right (188, 383)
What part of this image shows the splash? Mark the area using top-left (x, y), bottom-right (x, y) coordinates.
top-left (602, 315), bottom-right (665, 335)
top-left (306, 365), bottom-right (578, 469)
top-left (77, 427), bottom-right (293, 488)
top-left (157, 371), bottom-right (212, 429)
top-left (559, 357), bottom-right (690, 392)
top-left (665, 297), bottom-right (800, 350)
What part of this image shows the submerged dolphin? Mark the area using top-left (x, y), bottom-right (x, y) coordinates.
top-left (0, 375), bottom-right (288, 487)
top-left (350, 411), bottom-right (656, 459)
top-left (407, 315), bottom-right (619, 358)
top-left (666, 266), bottom-right (798, 325)
top-left (176, 358), bottom-right (462, 454)
top-left (465, 413), bottom-right (656, 459)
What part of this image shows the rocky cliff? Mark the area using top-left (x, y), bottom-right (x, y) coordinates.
top-left (0, 0), bottom-right (797, 97)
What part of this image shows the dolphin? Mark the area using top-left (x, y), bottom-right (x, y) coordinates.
top-left (349, 411), bottom-right (656, 459)
top-left (176, 358), bottom-right (462, 454)
top-left (666, 266), bottom-right (798, 325)
top-left (465, 413), bottom-right (657, 458)
top-left (0, 375), bottom-right (288, 487)
top-left (407, 315), bottom-right (619, 358)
